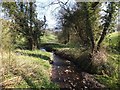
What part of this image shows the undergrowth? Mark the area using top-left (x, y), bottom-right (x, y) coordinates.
top-left (94, 32), bottom-right (120, 89)
top-left (95, 52), bottom-right (120, 89)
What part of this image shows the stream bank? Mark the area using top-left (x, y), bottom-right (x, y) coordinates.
top-left (43, 45), bottom-right (96, 74)
top-left (42, 47), bottom-right (106, 89)
top-left (51, 54), bottom-right (105, 89)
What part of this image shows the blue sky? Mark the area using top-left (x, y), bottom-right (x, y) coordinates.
top-left (36, 0), bottom-right (76, 29)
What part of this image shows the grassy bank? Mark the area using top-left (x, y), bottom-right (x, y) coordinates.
top-left (95, 53), bottom-right (119, 89)
top-left (43, 32), bottom-right (120, 89)
top-left (0, 49), bottom-right (58, 89)
top-left (95, 32), bottom-right (120, 89)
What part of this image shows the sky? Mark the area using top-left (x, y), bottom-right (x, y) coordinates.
top-left (1, 0), bottom-right (118, 29)
top-left (36, 0), bottom-right (59, 29)
top-left (36, 0), bottom-right (76, 29)
top-left (35, 0), bottom-right (109, 29)
top-left (0, 0), bottom-right (75, 29)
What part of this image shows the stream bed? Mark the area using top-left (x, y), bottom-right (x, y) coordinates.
top-left (51, 53), bottom-right (84, 89)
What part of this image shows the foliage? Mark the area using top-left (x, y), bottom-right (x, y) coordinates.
top-left (2, 2), bottom-right (45, 50)
top-left (95, 53), bottom-right (120, 89)
top-left (0, 19), bottom-right (15, 51)
top-left (57, 2), bottom-right (118, 51)
top-left (97, 2), bottom-right (118, 50)
top-left (94, 31), bottom-right (120, 89)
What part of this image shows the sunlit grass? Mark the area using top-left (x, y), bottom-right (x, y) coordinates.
top-left (0, 49), bottom-right (58, 89)
top-left (41, 32), bottom-right (58, 43)
top-left (15, 49), bottom-right (51, 58)
top-left (104, 31), bottom-right (120, 47)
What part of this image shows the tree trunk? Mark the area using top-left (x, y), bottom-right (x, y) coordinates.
top-left (97, 27), bottom-right (108, 50)
top-left (83, 3), bottom-right (95, 52)
top-left (32, 34), bottom-right (38, 50)
top-left (27, 38), bottom-right (38, 50)
top-left (27, 37), bottom-right (32, 50)
top-left (97, 2), bottom-right (114, 50)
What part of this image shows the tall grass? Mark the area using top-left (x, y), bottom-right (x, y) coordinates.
top-left (0, 49), bottom-right (58, 89)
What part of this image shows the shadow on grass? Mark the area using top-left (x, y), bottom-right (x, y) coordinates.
top-left (16, 51), bottom-right (50, 60)
top-left (9, 68), bottom-right (37, 88)
top-left (20, 73), bottom-right (37, 89)
top-left (26, 53), bottom-right (50, 60)
top-left (41, 43), bottom-right (67, 49)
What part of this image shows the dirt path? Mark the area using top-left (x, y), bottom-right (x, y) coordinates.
top-left (51, 54), bottom-right (84, 89)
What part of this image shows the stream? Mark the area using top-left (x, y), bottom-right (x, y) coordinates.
top-left (41, 48), bottom-right (84, 89)
top-left (41, 48), bottom-right (105, 89)
top-left (51, 54), bottom-right (84, 89)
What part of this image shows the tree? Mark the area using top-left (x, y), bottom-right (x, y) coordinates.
top-left (2, 1), bottom-right (45, 50)
top-left (57, 2), bottom-right (99, 49)
top-left (57, 2), bottom-right (118, 52)
top-left (97, 2), bottom-right (117, 50)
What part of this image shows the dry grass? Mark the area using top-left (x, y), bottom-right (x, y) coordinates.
top-left (0, 49), bottom-right (58, 88)
top-left (92, 49), bottom-right (107, 66)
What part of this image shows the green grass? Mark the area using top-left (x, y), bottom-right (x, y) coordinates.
top-left (94, 32), bottom-right (120, 89)
top-left (104, 32), bottom-right (120, 52)
top-left (15, 49), bottom-right (51, 60)
top-left (41, 32), bottom-right (58, 43)
top-left (0, 49), bottom-right (59, 89)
